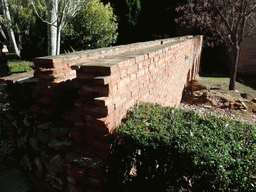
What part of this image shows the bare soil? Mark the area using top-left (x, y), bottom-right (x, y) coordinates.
top-left (195, 76), bottom-right (256, 125)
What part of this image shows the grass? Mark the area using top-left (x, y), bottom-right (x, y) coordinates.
top-left (5, 53), bottom-right (33, 74)
top-left (110, 102), bottom-right (256, 191)
top-left (199, 76), bottom-right (256, 92)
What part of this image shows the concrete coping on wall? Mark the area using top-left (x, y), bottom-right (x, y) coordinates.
top-left (0, 70), bottom-right (34, 84)
top-left (71, 37), bottom-right (194, 71)
top-left (33, 35), bottom-right (196, 69)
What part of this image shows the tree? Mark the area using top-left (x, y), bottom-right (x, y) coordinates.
top-left (176, 0), bottom-right (256, 90)
top-left (61, 0), bottom-right (118, 52)
top-left (125, 0), bottom-right (141, 27)
top-left (0, 0), bottom-right (43, 59)
top-left (0, 0), bottom-right (21, 57)
top-left (28, 0), bottom-right (89, 56)
top-left (100, 0), bottom-right (142, 44)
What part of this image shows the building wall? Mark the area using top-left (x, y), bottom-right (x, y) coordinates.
top-left (238, 33), bottom-right (256, 75)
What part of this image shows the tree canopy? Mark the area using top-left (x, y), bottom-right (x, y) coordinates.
top-left (176, 0), bottom-right (256, 90)
top-left (61, 0), bottom-right (118, 52)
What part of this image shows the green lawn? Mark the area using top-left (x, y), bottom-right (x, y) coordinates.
top-left (5, 53), bottom-right (33, 73)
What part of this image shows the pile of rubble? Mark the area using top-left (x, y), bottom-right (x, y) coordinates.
top-left (184, 79), bottom-right (256, 112)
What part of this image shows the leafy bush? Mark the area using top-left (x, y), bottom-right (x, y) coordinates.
top-left (107, 102), bottom-right (256, 191)
top-left (61, 0), bottom-right (118, 52)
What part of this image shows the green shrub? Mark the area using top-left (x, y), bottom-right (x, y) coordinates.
top-left (108, 102), bottom-right (256, 191)
top-left (61, 0), bottom-right (118, 52)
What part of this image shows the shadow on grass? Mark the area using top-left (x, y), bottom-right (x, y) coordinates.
top-left (5, 53), bottom-right (20, 61)
top-left (199, 71), bottom-right (256, 91)
top-left (236, 73), bottom-right (256, 91)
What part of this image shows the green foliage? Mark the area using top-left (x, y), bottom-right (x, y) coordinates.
top-left (61, 0), bottom-right (118, 52)
top-left (0, 53), bottom-right (11, 77)
top-left (0, 0), bottom-right (48, 59)
top-left (0, 0), bottom-right (36, 43)
top-left (109, 102), bottom-right (256, 191)
top-left (125, 0), bottom-right (141, 26)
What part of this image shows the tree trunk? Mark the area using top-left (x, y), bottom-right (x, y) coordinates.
top-left (47, 0), bottom-right (58, 56)
top-left (56, 26), bottom-right (61, 55)
top-left (2, 0), bottom-right (20, 57)
top-left (229, 46), bottom-right (240, 90)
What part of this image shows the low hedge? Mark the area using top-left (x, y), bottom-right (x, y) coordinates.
top-left (107, 102), bottom-right (256, 191)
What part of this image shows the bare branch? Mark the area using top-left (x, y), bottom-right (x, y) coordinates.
top-left (28, 0), bottom-right (58, 26)
top-left (208, 0), bottom-right (234, 37)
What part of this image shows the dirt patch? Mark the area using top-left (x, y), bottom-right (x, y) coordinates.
top-left (183, 77), bottom-right (256, 125)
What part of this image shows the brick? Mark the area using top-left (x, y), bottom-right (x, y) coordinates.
top-left (142, 59), bottom-right (151, 67)
top-left (129, 72), bottom-right (137, 81)
top-left (128, 79), bottom-right (139, 90)
top-left (93, 112), bottom-right (116, 127)
top-left (76, 70), bottom-right (95, 79)
top-left (120, 68), bottom-right (127, 78)
top-left (110, 72), bottom-right (121, 83)
top-left (82, 84), bottom-right (109, 96)
top-left (135, 55), bottom-right (145, 63)
top-left (153, 55), bottom-right (160, 62)
top-left (109, 82), bottom-right (118, 92)
top-left (93, 76), bottom-right (111, 85)
top-left (80, 65), bottom-right (111, 76)
top-left (130, 86), bottom-right (140, 97)
top-left (115, 96), bottom-right (127, 109)
top-left (148, 51), bottom-right (156, 58)
top-left (34, 57), bottom-right (62, 68)
top-left (137, 69), bottom-right (145, 78)
top-left (114, 85), bottom-right (128, 98)
top-left (124, 98), bottom-right (135, 111)
top-left (118, 58), bottom-right (136, 68)
top-left (38, 96), bottom-right (53, 104)
top-left (94, 97), bottom-right (112, 107)
top-left (163, 47), bottom-right (169, 52)
top-left (118, 76), bottom-right (130, 89)
top-left (127, 64), bottom-right (138, 75)
top-left (83, 103), bottom-right (114, 117)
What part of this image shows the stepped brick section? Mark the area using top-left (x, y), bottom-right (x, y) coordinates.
top-left (33, 35), bottom-right (202, 122)
top-left (33, 37), bottom-right (179, 86)
top-left (2, 35), bottom-right (202, 192)
top-left (69, 35), bottom-right (203, 134)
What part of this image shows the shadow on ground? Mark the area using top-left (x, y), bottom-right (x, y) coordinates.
top-left (200, 71), bottom-right (256, 92)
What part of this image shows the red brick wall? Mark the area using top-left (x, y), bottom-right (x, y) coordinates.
top-left (28, 35), bottom-right (204, 192)
top-left (33, 35), bottom-right (203, 135)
